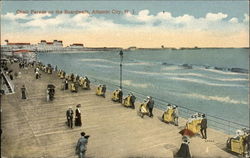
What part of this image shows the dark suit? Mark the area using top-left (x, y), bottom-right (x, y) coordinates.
top-left (66, 109), bottom-right (74, 128)
top-left (148, 100), bottom-right (154, 117)
top-left (130, 95), bottom-right (136, 108)
top-left (21, 87), bottom-right (26, 99)
top-left (101, 86), bottom-right (106, 97)
top-left (118, 91), bottom-right (123, 103)
top-left (200, 118), bottom-right (207, 139)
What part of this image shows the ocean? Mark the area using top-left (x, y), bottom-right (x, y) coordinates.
top-left (37, 48), bottom-right (249, 133)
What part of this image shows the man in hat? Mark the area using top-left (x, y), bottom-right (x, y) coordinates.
top-left (200, 114), bottom-right (207, 139)
top-left (76, 132), bottom-right (90, 158)
top-left (130, 92), bottom-right (136, 109)
top-left (35, 71), bottom-right (39, 79)
top-left (118, 89), bottom-right (123, 103)
top-left (147, 96), bottom-right (154, 117)
top-left (21, 85), bottom-right (26, 99)
top-left (66, 107), bottom-right (74, 128)
top-left (64, 79), bottom-right (69, 90)
top-left (75, 104), bottom-right (82, 126)
top-left (175, 136), bottom-right (191, 158)
top-left (173, 105), bottom-right (179, 126)
top-left (102, 85), bottom-right (106, 98)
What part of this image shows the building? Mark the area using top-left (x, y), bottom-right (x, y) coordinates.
top-left (69, 43), bottom-right (84, 49)
top-left (3, 40), bottom-right (34, 51)
top-left (12, 49), bottom-right (36, 61)
top-left (37, 40), bottom-right (63, 52)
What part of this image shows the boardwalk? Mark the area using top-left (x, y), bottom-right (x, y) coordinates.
top-left (1, 63), bottom-right (237, 158)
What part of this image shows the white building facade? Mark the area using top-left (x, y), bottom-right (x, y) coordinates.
top-left (37, 40), bottom-right (64, 52)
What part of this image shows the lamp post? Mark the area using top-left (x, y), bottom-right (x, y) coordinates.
top-left (119, 50), bottom-right (123, 90)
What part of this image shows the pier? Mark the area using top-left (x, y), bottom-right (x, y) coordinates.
top-left (1, 63), bottom-right (238, 158)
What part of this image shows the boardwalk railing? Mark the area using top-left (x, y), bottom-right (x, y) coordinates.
top-left (90, 76), bottom-right (249, 135)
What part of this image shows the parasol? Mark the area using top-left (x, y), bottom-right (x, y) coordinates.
top-left (179, 128), bottom-right (195, 137)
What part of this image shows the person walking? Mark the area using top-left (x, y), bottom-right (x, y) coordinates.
top-left (173, 105), bottom-right (179, 126)
top-left (64, 79), bottom-right (69, 90)
top-left (130, 93), bottom-right (136, 109)
top-left (175, 136), bottom-right (192, 158)
top-left (35, 71), bottom-right (39, 79)
top-left (9, 73), bottom-right (13, 80)
top-left (75, 104), bottom-right (82, 126)
top-left (66, 107), bottom-right (74, 128)
top-left (200, 114), bottom-right (207, 139)
top-left (118, 89), bottom-right (123, 103)
top-left (102, 85), bottom-right (106, 98)
top-left (75, 132), bottom-right (90, 158)
top-left (147, 96), bottom-right (154, 117)
top-left (21, 85), bottom-right (26, 99)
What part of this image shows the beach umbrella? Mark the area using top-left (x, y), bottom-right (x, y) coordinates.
top-left (47, 84), bottom-right (55, 89)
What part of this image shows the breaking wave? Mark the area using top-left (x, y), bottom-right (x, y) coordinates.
top-left (161, 62), bottom-right (248, 74)
top-left (87, 64), bottom-right (113, 68)
top-left (124, 62), bottom-right (154, 66)
top-left (113, 80), bottom-right (150, 88)
top-left (167, 77), bottom-right (245, 87)
top-left (80, 58), bottom-right (154, 66)
top-left (182, 93), bottom-right (248, 105)
top-left (79, 58), bottom-right (118, 65)
top-left (125, 70), bottom-right (248, 83)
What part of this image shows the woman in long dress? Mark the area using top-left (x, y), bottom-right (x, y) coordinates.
top-left (75, 104), bottom-right (82, 126)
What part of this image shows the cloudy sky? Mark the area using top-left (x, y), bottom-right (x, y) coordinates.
top-left (1, 1), bottom-right (249, 48)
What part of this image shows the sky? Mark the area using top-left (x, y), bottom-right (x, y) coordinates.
top-left (1, 1), bottom-right (249, 48)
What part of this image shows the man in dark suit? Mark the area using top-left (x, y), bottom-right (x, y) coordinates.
top-left (130, 93), bottom-right (136, 109)
top-left (200, 114), bottom-right (207, 139)
top-left (66, 107), bottom-right (74, 128)
top-left (118, 89), bottom-right (123, 103)
top-left (147, 96), bottom-right (154, 117)
top-left (101, 85), bottom-right (106, 98)
top-left (21, 85), bottom-right (26, 99)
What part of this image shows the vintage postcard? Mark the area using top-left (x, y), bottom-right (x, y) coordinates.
top-left (1, 1), bottom-right (249, 158)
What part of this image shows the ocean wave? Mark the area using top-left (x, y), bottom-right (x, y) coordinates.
top-left (182, 93), bottom-right (248, 105)
top-left (168, 77), bottom-right (245, 87)
top-left (161, 62), bottom-right (248, 74)
top-left (124, 62), bottom-right (154, 66)
top-left (161, 66), bottom-right (181, 71)
top-left (198, 68), bottom-right (248, 76)
top-left (87, 64), bottom-right (113, 68)
top-left (125, 70), bottom-right (248, 82)
top-left (113, 80), bottom-right (150, 88)
top-left (79, 58), bottom-right (119, 64)
top-left (80, 58), bottom-right (154, 66)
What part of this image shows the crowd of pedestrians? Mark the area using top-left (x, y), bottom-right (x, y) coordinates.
top-left (5, 58), bottom-right (249, 158)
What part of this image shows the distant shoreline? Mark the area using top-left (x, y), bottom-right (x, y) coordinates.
top-left (1, 47), bottom-right (249, 55)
